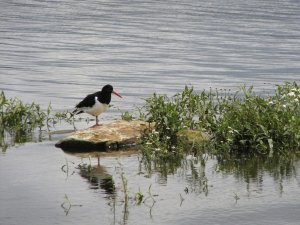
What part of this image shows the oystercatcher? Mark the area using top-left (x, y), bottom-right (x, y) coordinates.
top-left (72, 84), bottom-right (122, 126)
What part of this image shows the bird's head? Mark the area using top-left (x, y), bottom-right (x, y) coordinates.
top-left (102, 84), bottom-right (122, 98)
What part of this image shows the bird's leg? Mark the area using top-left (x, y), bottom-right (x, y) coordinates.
top-left (91, 115), bottom-right (105, 128)
top-left (91, 116), bottom-right (101, 128)
top-left (96, 116), bottom-right (99, 126)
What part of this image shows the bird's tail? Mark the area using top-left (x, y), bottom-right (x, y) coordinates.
top-left (71, 108), bottom-right (83, 117)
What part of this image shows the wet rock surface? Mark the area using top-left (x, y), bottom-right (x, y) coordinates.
top-left (55, 120), bottom-right (150, 152)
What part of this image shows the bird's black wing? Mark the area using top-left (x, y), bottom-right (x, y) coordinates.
top-left (75, 92), bottom-right (99, 108)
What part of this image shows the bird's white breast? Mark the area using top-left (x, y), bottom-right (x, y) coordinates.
top-left (83, 97), bottom-right (109, 116)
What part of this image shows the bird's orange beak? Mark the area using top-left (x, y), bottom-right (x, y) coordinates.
top-left (112, 90), bottom-right (122, 98)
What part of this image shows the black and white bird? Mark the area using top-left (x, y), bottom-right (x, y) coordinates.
top-left (72, 84), bottom-right (122, 126)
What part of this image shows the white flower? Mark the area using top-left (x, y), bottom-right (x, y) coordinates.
top-left (282, 104), bottom-right (287, 108)
top-left (287, 92), bottom-right (295, 97)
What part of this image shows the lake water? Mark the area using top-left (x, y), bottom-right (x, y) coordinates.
top-left (1, 0), bottom-right (300, 224)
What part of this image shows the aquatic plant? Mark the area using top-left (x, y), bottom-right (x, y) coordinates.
top-left (140, 82), bottom-right (300, 162)
top-left (135, 190), bottom-right (144, 205)
top-left (0, 91), bottom-right (47, 132)
top-left (61, 194), bottom-right (82, 216)
top-left (121, 111), bottom-right (134, 121)
top-left (139, 86), bottom-right (213, 169)
top-left (118, 161), bottom-right (129, 209)
top-left (0, 91), bottom-right (73, 150)
top-left (215, 83), bottom-right (300, 156)
top-left (114, 160), bottom-right (158, 221)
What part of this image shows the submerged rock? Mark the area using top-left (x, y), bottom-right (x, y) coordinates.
top-left (55, 120), bottom-right (150, 152)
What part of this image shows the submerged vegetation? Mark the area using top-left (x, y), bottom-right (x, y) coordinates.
top-left (140, 82), bottom-right (300, 165)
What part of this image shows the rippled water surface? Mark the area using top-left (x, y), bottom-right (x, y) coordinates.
top-left (1, 0), bottom-right (300, 112)
top-left (1, 0), bottom-right (300, 224)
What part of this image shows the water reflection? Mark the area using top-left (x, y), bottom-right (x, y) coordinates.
top-left (76, 158), bottom-right (131, 225)
top-left (55, 149), bottom-right (300, 224)
top-left (0, 128), bottom-right (42, 152)
top-left (141, 155), bottom-right (182, 183)
top-left (215, 153), bottom-right (300, 194)
top-left (179, 155), bottom-right (209, 196)
top-left (142, 151), bottom-right (300, 195)
top-left (77, 162), bottom-right (115, 196)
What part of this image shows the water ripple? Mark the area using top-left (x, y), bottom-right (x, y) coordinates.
top-left (0, 0), bottom-right (300, 113)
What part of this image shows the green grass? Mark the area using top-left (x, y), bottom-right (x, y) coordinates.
top-left (139, 82), bottom-right (300, 162)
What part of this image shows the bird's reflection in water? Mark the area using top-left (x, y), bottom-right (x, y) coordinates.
top-left (78, 160), bottom-right (115, 196)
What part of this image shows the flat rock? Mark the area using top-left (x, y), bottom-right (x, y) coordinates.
top-left (55, 120), bottom-right (150, 152)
